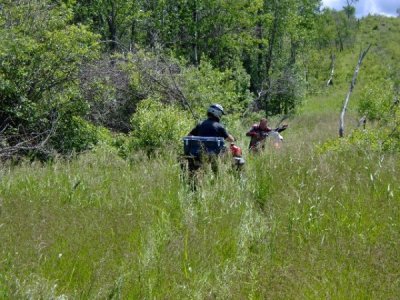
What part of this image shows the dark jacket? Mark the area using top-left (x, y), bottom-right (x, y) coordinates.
top-left (189, 117), bottom-right (229, 139)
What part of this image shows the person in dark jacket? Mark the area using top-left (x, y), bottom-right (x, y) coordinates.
top-left (189, 104), bottom-right (234, 142)
top-left (186, 104), bottom-right (234, 177)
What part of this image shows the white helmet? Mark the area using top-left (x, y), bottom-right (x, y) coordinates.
top-left (207, 104), bottom-right (225, 119)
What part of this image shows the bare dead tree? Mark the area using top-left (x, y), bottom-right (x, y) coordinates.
top-left (162, 57), bottom-right (199, 120)
top-left (80, 56), bottom-right (140, 132)
top-left (126, 52), bottom-right (199, 119)
top-left (339, 44), bottom-right (371, 137)
top-left (326, 53), bottom-right (335, 86)
top-left (82, 51), bottom-right (201, 127)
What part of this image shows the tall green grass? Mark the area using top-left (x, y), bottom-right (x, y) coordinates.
top-left (1, 122), bottom-right (399, 298)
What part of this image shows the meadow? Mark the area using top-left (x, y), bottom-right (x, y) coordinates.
top-left (1, 91), bottom-right (399, 298)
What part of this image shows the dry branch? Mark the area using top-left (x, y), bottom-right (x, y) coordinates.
top-left (0, 117), bottom-right (58, 160)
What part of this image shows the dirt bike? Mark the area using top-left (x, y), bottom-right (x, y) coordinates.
top-left (250, 125), bottom-right (287, 152)
top-left (230, 143), bottom-right (245, 169)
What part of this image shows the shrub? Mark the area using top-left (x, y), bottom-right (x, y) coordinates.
top-left (51, 116), bottom-right (99, 154)
top-left (318, 127), bottom-right (400, 154)
top-left (358, 80), bottom-right (393, 121)
top-left (181, 59), bottom-right (253, 115)
top-left (129, 98), bottom-right (192, 154)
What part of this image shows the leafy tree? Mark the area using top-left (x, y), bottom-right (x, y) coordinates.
top-left (70, 0), bottom-right (322, 117)
top-left (139, 0), bottom-right (259, 66)
top-left (245, 0), bottom-right (320, 115)
top-left (0, 0), bottom-right (100, 156)
top-left (180, 58), bottom-right (253, 116)
top-left (73, 0), bottom-right (142, 51)
top-left (343, 0), bottom-right (358, 19)
top-left (1, 0), bottom-right (370, 159)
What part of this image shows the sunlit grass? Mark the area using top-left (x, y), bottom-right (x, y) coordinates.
top-left (1, 124), bottom-right (399, 298)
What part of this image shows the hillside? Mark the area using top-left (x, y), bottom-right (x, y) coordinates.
top-left (1, 15), bottom-right (400, 299)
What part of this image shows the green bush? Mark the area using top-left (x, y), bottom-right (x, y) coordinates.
top-left (181, 59), bottom-right (253, 115)
top-left (51, 116), bottom-right (99, 154)
top-left (129, 98), bottom-right (192, 154)
top-left (358, 80), bottom-right (393, 121)
top-left (318, 126), bottom-right (400, 154)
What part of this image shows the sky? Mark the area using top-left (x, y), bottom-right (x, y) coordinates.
top-left (321, 0), bottom-right (399, 18)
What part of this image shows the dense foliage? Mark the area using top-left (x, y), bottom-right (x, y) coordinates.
top-left (1, 0), bottom-right (399, 157)
top-left (0, 1), bottom-right (101, 157)
top-left (129, 98), bottom-right (192, 153)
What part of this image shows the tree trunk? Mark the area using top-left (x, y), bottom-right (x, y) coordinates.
top-left (326, 53), bottom-right (335, 86)
top-left (263, 3), bottom-right (279, 116)
top-left (192, 0), bottom-right (199, 66)
top-left (339, 44), bottom-right (371, 137)
top-left (255, 9), bottom-right (264, 96)
top-left (107, 1), bottom-right (117, 52)
top-left (129, 19), bottom-right (136, 51)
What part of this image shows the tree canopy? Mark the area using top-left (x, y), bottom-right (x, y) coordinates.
top-left (1, 0), bottom-right (399, 157)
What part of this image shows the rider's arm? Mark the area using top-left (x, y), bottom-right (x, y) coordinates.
top-left (246, 126), bottom-right (258, 137)
top-left (218, 125), bottom-right (234, 142)
top-left (226, 134), bottom-right (235, 143)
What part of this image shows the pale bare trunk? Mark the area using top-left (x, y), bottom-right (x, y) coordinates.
top-left (326, 53), bottom-right (335, 86)
top-left (339, 44), bottom-right (371, 137)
